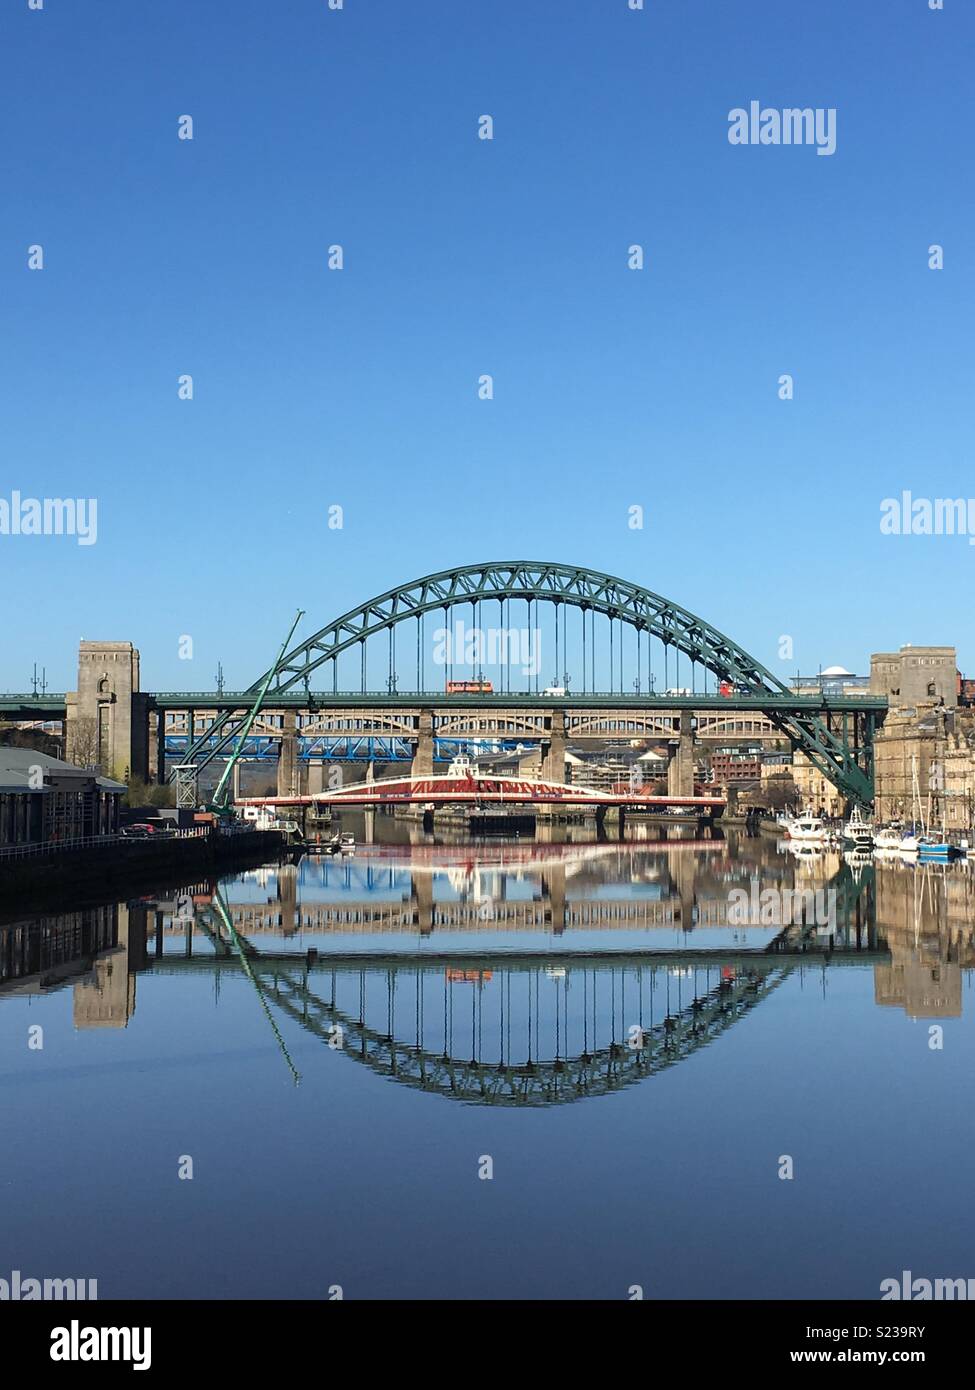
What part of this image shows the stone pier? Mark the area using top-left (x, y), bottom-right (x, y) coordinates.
top-left (667, 711), bottom-right (696, 798)
top-left (540, 709), bottom-right (567, 784)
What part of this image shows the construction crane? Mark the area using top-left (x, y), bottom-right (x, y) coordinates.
top-left (209, 609), bottom-right (305, 815)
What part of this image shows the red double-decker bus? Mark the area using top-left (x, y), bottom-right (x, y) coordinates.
top-left (445, 679), bottom-right (493, 694)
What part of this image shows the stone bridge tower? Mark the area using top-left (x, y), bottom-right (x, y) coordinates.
top-left (65, 640), bottom-right (150, 782)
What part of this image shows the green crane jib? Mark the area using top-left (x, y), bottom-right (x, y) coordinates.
top-left (210, 609), bottom-right (305, 812)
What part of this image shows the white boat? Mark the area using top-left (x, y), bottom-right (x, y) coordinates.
top-left (787, 811), bottom-right (830, 843)
top-left (239, 806), bottom-right (299, 834)
top-left (874, 825), bottom-right (919, 854)
top-left (842, 804), bottom-right (874, 848)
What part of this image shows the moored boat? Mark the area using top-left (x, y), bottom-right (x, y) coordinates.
top-left (842, 804), bottom-right (874, 848)
top-left (917, 834), bottom-right (960, 863)
top-left (874, 824), bottom-right (919, 854)
top-left (787, 811), bottom-right (830, 843)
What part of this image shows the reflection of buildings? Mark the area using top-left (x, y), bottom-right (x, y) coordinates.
top-left (874, 959), bottom-right (962, 1018)
top-left (0, 903), bottom-right (145, 1027)
top-left (872, 858), bottom-right (975, 1019)
top-left (151, 846), bottom-right (832, 940)
top-left (4, 844), bottom-right (973, 1044)
top-left (73, 905), bottom-right (147, 1027)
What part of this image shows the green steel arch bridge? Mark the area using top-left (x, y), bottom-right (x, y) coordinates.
top-left (168, 561), bottom-right (884, 805)
top-left (0, 561), bottom-right (887, 804)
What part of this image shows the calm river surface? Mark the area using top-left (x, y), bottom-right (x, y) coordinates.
top-left (2, 821), bottom-right (973, 1300)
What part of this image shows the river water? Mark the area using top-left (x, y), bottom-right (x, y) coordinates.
top-left (2, 820), bottom-right (973, 1300)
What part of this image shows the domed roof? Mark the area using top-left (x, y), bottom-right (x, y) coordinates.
top-left (821, 665), bottom-right (852, 676)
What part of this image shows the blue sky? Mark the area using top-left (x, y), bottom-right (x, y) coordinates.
top-left (1, 0), bottom-right (972, 692)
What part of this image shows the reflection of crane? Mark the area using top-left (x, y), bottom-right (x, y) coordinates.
top-left (206, 890), bottom-right (301, 1085)
top-left (210, 610), bottom-right (304, 813)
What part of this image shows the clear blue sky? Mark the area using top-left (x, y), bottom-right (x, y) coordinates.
top-left (1, 0), bottom-right (972, 692)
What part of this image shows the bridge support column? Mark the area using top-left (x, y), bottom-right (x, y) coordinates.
top-left (667, 711), bottom-right (696, 798)
top-left (672, 855), bottom-right (697, 931)
top-left (411, 871), bottom-right (434, 935)
top-left (543, 864), bottom-right (566, 934)
top-left (278, 865), bottom-right (298, 935)
top-left (277, 712), bottom-right (299, 798)
top-left (153, 711), bottom-right (165, 784)
top-left (65, 640), bottom-right (149, 783)
top-left (411, 710), bottom-right (434, 778)
top-left (541, 710), bottom-right (566, 784)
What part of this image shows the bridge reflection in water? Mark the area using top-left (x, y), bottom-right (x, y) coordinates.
top-left (160, 946), bottom-right (797, 1106)
top-left (164, 840), bottom-right (880, 944)
top-left (3, 837), bottom-right (974, 1105)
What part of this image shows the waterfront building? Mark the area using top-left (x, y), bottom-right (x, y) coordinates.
top-left (872, 706), bottom-right (955, 825)
top-left (0, 748), bottom-right (125, 847)
top-left (790, 751), bottom-right (844, 817)
top-left (870, 645), bottom-right (959, 708)
top-left (709, 752), bottom-right (762, 784)
top-left (942, 728), bottom-right (975, 833)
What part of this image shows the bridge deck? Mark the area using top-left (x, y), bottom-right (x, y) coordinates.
top-left (0, 691), bottom-right (889, 716)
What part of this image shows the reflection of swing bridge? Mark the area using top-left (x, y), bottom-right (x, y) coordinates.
top-left (159, 849), bottom-right (881, 947)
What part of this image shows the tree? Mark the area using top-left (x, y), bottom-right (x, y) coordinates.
top-left (68, 715), bottom-right (101, 771)
top-left (123, 775), bottom-right (175, 809)
top-left (147, 780), bottom-right (175, 808)
top-left (0, 725), bottom-right (61, 758)
top-left (762, 776), bottom-right (796, 811)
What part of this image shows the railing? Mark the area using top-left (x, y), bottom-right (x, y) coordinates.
top-left (0, 826), bottom-right (211, 862)
top-left (0, 693), bottom-right (68, 701)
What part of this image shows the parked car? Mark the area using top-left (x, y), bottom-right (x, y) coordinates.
top-left (122, 821), bottom-right (174, 838)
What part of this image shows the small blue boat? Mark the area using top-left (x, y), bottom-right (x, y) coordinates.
top-left (917, 836), bottom-right (959, 863)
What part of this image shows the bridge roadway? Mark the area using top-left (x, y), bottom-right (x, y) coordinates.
top-left (0, 692), bottom-right (890, 715)
top-left (1, 689), bottom-right (886, 800)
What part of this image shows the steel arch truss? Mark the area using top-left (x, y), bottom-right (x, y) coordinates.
top-left (182, 949), bottom-right (793, 1107)
top-left (174, 561), bottom-right (875, 804)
